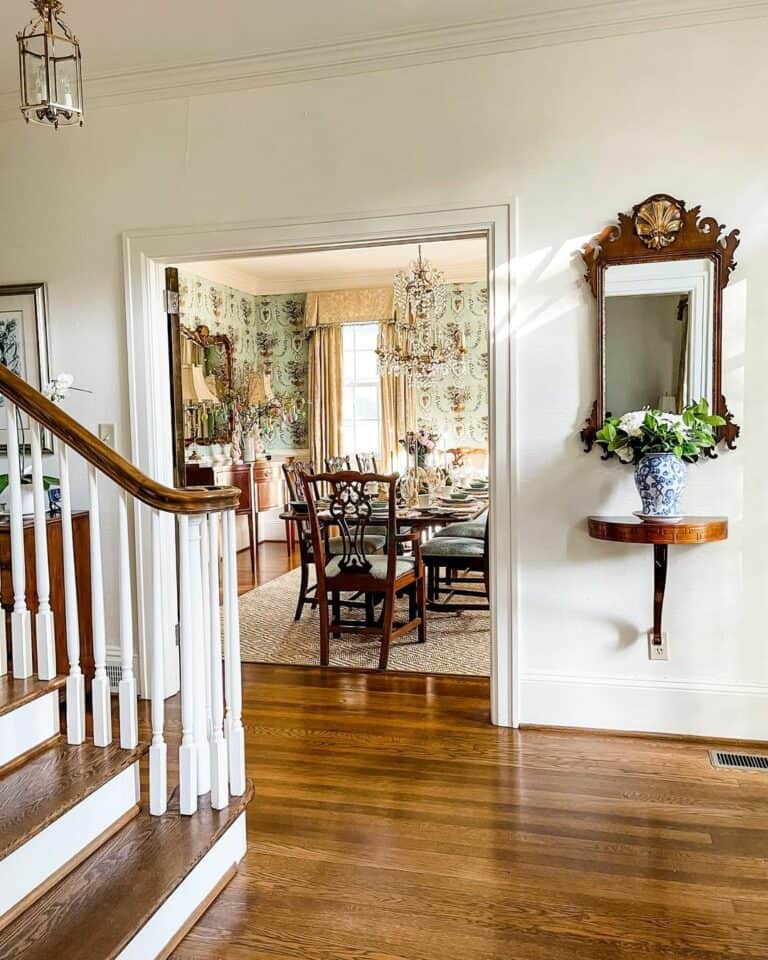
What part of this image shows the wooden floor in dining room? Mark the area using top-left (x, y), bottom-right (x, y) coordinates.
top-left (169, 662), bottom-right (768, 960)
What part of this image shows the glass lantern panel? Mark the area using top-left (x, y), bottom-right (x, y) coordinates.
top-left (22, 36), bottom-right (48, 106)
top-left (50, 39), bottom-right (79, 111)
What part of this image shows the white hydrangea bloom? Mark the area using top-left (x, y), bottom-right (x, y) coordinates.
top-left (618, 410), bottom-right (646, 437)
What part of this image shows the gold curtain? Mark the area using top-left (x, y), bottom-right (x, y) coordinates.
top-left (308, 325), bottom-right (343, 469)
top-left (379, 322), bottom-right (416, 472)
top-left (305, 287), bottom-right (394, 328)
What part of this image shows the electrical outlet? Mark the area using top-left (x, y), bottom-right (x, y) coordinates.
top-left (648, 631), bottom-right (669, 661)
top-left (98, 423), bottom-right (115, 448)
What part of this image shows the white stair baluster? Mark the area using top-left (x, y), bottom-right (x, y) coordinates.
top-left (59, 444), bottom-right (85, 744)
top-left (224, 508), bottom-right (246, 796)
top-left (149, 507), bottom-right (167, 815)
top-left (195, 515), bottom-right (212, 796)
top-left (207, 512), bottom-right (228, 809)
top-left (88, 465), bottom-right (112, 746)
top-left (6, 401), bottom-right (33, 679)
top-left (177, 515), bottom-right (198, 815)
top-left (30, 422), bottom-right (55, 680)
top-left (117, 489), bottom-right (138, 749)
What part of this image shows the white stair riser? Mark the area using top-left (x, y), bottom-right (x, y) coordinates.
top-left (0, 762), bottom-right (140, 920)
top-left (0, 692), bottom-right (59, 769)
top-left (117, 812), bottom-right (247, 960)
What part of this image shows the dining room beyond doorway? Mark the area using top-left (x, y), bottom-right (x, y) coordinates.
top-left (172, 235), bottom-right (491, 676)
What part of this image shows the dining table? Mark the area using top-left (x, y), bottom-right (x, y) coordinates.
top-left (279, 497), bottom-right (487, 537)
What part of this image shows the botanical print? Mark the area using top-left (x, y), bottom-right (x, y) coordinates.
top-left (0, 310), bottom-right (25, 408)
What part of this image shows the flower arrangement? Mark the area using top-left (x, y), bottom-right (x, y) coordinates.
top-left (596, 399), bottom-right (725, 464)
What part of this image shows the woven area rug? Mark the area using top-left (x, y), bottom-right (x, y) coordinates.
top-left (239, 566), bottom-right (490, 675)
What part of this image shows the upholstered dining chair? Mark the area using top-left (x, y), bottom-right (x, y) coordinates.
top-left (433, 510), bottom-right (488, 540)
top-left (324, 455), bottom-right (351, 472)
top-left (303, 470), bottom-right (426, 669)
top-left (283, 462), bottom-right (387, 620)
top-left (421, 517), bottom-right (489, 612)
top-left (355, 452), bottom-right (378, 473)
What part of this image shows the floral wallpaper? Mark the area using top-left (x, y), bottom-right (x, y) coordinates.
top-left (416, 282), bottom-right (489, 444)
top-left (178, 271), bottom-right (487, 451)
top-left (178, 271), bottom-right (309, 449)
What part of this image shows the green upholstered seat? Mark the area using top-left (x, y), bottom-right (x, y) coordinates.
top-left (325, 556), bottom-right (414, 580)
top-left (421, 537), bottom-right (485, 559)
top-left (327, 535), bottom-right (386, 555)
top-left (433, 519), bottom-right (486, 540)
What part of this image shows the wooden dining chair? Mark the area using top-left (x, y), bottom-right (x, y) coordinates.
top-left (421, 517), bottom-right (490, 612)
top-left (355, 452), bottom-right (378, 473)
top-left (304, 470), bottom-right (425, 669)
top-left (282, 461), bottom-right (317, 619)
top-left (324, 455), bottom-right (351, 472)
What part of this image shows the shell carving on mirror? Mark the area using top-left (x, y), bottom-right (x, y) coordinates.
top-left (634, 197), bottom-right (683, 250)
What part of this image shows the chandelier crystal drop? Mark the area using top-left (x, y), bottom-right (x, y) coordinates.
top-left (17, 0), bottom-right (84, 128)
top-left (377, 245), bottom-right (468, 382)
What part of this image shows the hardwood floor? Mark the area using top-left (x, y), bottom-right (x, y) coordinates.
top-left (171, 665), bottom-right (768, 959)
top-left (237, 540), bottom-right (299, 596)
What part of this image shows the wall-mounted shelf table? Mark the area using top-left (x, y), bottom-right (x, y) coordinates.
top-left (587, 516), bottom-right (728, 648)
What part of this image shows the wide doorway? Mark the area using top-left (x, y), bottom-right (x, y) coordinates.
top-left (170, 236), bottom-right (491, 676)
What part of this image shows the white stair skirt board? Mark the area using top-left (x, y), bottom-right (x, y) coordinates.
top-left (117, 812), bottom-right (247, 960)
top-left (0, 691), bottom-right (59, 768)
top-left (0, 762), bottom-right (140, 919)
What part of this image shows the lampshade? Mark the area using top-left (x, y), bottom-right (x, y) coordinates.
top-left (247, 371), bottom-right (272, 405)
top-left (182, 364), bottom-right (219, 404)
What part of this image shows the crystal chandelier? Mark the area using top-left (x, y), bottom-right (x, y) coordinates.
top-left (376, 245), bottom-right (467, 382)
top-left (17, 0), bottom-right (84, 128)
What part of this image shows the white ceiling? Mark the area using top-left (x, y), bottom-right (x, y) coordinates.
top-left (181, 237), bottom-right (487, 295)
top-left (1, 0), bottom-right (595, 92)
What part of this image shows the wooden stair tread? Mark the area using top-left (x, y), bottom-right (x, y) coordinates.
top-left (0, 674), bottom-right (66, 718)
top-left (0, 739), bottom-right (149, 862)
top-left (0, 781), bottom-right (254, 960)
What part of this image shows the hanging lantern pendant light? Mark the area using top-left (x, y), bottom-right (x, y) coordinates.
top-left (17, 0), bottom-right (84, 128)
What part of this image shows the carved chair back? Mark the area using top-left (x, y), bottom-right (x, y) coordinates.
top-left (355, 452), bottom-right (378, 473)
top-left (303, 471), bottom-right (398, 583)
top-left (324, 455), bottom-right (351, 472)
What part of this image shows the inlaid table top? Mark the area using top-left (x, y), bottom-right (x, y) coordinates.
top-left (588, 515), bottom-right (728, 545)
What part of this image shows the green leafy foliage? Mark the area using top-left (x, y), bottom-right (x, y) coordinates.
top-left (595, 400), bottom-right (725, 465)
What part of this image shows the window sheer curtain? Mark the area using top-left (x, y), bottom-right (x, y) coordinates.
top-left (378, 321), bottom-right (416, 472)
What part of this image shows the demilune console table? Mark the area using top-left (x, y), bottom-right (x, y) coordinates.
top-left (587, 516), bottom-right (728, 649)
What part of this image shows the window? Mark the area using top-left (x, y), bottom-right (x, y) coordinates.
top-left (342, 323), bottom-right (381, 457)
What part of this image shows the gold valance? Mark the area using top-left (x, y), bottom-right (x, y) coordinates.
top-left (305, 287), bottom-right (394, 328)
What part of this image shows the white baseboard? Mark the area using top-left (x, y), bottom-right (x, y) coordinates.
top-left (521, 672), bottom-right (768, 741)
top-left (117, 811), bottom-right (247, 960)
top-left (0, 762), bottom-right (140, 920)
top-left (0, 691), bottom-right (59, 768)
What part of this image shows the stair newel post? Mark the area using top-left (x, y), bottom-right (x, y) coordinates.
top-left (207, 512), bottom-right (228, 809)
top-left (117, 489), bottom-right (138, 750)
top-left (197, 515), bottom-right (213, 797)
top-left (224, 508), bottom-right (246, 796)
top-left (59, 443), bottom-right (85, 744)
top-left (30, 421), bottom-right (56, 681)
top-left (6, 401), bottom-right (33, 679)
top-left (178, 515), bottom-right (198, 815)
top-left (88, 465), bottom-right (112, 746)
top-left (149, 507), bottom-right (167, 816)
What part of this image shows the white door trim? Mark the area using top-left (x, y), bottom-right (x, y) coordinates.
top-left (123, 202), bottom-right (519, 725)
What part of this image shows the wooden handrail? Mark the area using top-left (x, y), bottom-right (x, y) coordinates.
top-left (0, 365), bottom-right (239, 515)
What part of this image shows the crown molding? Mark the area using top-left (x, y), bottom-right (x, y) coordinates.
top-left (3, 0), bottom-right (764, 122)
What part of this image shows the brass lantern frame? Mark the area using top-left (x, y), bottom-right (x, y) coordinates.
top-left (17, 0), bottom-right (84, 129)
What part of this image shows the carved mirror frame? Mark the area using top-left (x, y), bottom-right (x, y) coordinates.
top-left (580, 193), bottom-right (741, 453)
top-left (178, 323), bottom-right (234, 446)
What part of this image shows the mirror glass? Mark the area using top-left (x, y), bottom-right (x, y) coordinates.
top-left (603, 258), bottom-right (713, 417)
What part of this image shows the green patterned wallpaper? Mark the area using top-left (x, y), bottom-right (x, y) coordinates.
top-left (178, 271), bottom-right (309, 449)
top-left (178, 270), bottom-right (487, 452)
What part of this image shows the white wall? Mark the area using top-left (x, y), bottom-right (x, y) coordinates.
top-left (0, 18), bottom-right (766, 736)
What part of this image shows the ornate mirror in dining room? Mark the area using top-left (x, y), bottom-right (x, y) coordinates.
top-left (580, 193), bottom-right (741, 453)
top-left (178, 323), bottom-right (234, 448)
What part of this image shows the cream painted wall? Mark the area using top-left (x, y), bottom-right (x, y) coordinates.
top-left (0, 18), bottom-right (765, 735)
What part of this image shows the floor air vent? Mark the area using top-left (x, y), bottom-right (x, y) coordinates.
top-left (709, 750), bottom-right (768, 771)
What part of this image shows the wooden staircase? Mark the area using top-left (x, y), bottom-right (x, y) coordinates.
top-left (0, 365), bottom-right (251, 958)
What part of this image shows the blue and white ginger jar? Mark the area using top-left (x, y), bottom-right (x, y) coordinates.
top-left (634, 452), bottom-right (687, 517)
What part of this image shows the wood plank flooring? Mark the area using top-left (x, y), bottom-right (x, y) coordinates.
top-left (169, 665), bottom-right (768, 959)
top-left (237, 540), bottom-right (300, 596)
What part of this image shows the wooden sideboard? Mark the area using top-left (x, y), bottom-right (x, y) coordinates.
top-left (0, 509), bottom-right (94, 679)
